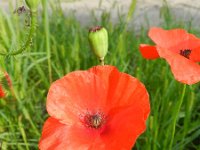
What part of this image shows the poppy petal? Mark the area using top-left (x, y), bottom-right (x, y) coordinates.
top-left (100, 74), bottom-right (149, 149)
top-left (190, 46), bottom-right (200, 62)
top-left (89, 65), bottom-right (150, 114)
top-left (47, 71), bottom-right (107, 124)
top-left (157, 47), bottom-right (200, 84)
top-left (99, 105), bottom-right (148, 149)
top-left (139, 44), bottom-right (160, 59)
top-left (149, 27), bottom-right (198, 49)
top-left (88, 65), bottom-right (116, 87)
top-left (39, 117), bottom-right (97, 150)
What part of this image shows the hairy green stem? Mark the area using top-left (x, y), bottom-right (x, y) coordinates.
top-left (8, 11), bottom-right (37, 56)
top-left (169, 84), bottom-right (186, 149)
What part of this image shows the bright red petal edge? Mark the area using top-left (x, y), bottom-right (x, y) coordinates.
top-left (139, 44), bottom-right (160, 59)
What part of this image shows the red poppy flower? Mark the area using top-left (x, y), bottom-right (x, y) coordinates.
top-left (139, 27), bottom-right (200, 84)
top-left (39, 65), bottom-right (150, 150)
top-left (0, 70), bottom-right (12, 98)
top-left (0, 85), bottom-right (5, 98)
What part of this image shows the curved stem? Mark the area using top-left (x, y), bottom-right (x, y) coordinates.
top-left (169, 84), bottom-right (186, 149)
top-left (8, 11), bottom-right (37, 56)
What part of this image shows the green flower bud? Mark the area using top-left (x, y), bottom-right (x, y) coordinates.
top-left (88, 26), bottom-right (108, 61)
top-left (25, 0), bottom-right (40, 11)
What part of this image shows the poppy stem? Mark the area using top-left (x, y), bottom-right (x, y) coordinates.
top-left (99, 58), bottom-right (104, 66)
top-left (169, 84), bottom-right (186, 149)
top-left (181, 86), bottom-right (194, 148)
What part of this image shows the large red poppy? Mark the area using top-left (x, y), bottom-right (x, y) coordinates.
top-left (39, 65), bottom-right (150, 150)
top-left (139, 27), bottom-right (200, 84)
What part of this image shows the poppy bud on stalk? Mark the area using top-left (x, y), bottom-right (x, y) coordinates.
top-left (25, 0), bottom-right (40, 12)
top-left (88, 26), bottom-right (108, 65)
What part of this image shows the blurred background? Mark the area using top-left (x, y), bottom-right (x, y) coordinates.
top-left (1, 0), bottom-right (200, 31)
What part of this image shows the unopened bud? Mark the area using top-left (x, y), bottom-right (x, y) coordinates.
top-left (88, 26), bottom-right (108, 61)
top-left (25, 0), bottom-right (40, 12)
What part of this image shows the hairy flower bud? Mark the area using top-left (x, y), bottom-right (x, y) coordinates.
top-left (25, 0), bottom-right (40, 11)
top-left (88, 26), bottom-right (108, 61)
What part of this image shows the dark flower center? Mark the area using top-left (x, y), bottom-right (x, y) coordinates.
top-left (91, 115), bottom-right (102, 128)
top-left (180, 49), bottom-right (191, 59)
top-left (83, 111), bottom-right (105, 129)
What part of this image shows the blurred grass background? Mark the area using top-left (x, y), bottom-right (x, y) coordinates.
top-left (0, 0), bottom-right (200, 149)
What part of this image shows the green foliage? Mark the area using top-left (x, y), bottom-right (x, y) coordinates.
top-left (0, 0), bottom-right (200, 150)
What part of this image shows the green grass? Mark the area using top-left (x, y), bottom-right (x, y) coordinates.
top-left (0, 0), bottom-right (200, 150)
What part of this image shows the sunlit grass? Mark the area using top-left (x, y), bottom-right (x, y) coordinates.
top-left (0, 0), bottom-right (200, 150)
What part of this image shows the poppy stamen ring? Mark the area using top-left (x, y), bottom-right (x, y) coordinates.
top-left (180, 49), bottom-right (191, 59)
top-left (82, 111), bottom-right (106, 129)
